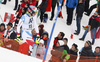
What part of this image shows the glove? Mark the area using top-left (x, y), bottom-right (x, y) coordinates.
top-left (36, 35), bottom-right (40, 44)
top-left (17, 32), bottom-right (21, 38)
top-left (14, 38), bottom-right (22, 43)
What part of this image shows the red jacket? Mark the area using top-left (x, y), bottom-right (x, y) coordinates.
top-left (41, 36), bottom-right (48, 48)
top-left (0, 29), bottom-right (6, 37)
top-left (53, 37), bottom-right (58, 49)
top-left (90, 15), bottom-right (100, 23)
top-left (90, 16), bottom-right (100, 39)
top-left (17, 2), bottom-right (27, 16)
top-left (29, 0), bottom-right (36, 6)
top-left (18, 42), bottom-right (29, 55)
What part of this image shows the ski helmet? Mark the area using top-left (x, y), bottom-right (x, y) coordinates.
top-left (28, 6), bottom-right (37, 15)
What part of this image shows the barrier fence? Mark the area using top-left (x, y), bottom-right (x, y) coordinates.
top-left (0, 38), bottom-right (100, 62)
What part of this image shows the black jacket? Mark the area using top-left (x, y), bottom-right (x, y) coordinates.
top-left (70, 49), bottom-right (78, 55)
top-left (60, 45), bottom-right (70, 54)
top-left (39, 0), bottom-right (48, 12)
top-left (80, 46), bottom-right (93, 57)
top-left (3, 28), bottom-right (17, 39)
top-left (93, 52), bottom-right (100, 57)
top-left (88, 16), bottom-right (100, 29)
top-left (76, 3), bottom-right (85, 17)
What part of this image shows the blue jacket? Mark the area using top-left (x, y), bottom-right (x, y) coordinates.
top-left (66, 0), bottom-right (78, 9)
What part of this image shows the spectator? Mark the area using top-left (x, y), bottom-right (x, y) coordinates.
top-left (39, 0), bottom-right (48, 23)
top-left (50, 0), bottom-right (57, 20)
top-left (15, 1), bottom-right (29, 26)
top-left (0, 23), bottom-right (6, 37)
top-left (69, 43), bottom-right (78, 55)
top-left (54, 40), bottom-right (65, 52)
top-left (50, 40), bottom-right (70, 62)
top-left (13, 0), bottom-right (18, 10)
top-left (62, 38), bottom-right (70, 53)
top-left (80, 40), bottom-right (93, 56)
top-left (53, 32), bottom-right (65, 49)
top-left (38, 24), bottom-right (45, 37)
top-left (94, 46), bottom-right (100, 56)
top-left (66, 0), bottom-right (78, 25)
top-left (36, 39), bottom-right (46, 59)
top-left (79, 12), bottom-right (100, 45)
top-left (74, 0), bottom-right (85, 35)
top-left (3, 23), bottom-right (17, 39)
top-left (32, 29), bottom-right (37, 42)
top-left (41, 32), bottom-right (49, 48)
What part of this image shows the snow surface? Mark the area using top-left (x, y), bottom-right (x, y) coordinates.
top-left (0, 0), bottom-right (100, 62)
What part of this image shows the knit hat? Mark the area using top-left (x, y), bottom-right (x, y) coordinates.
top-left (38, 24), bottom-right (44, 29)
top-left (86, 40), bottom-right (92, 46)
top-left (63, 38), bottom-right (68, 42)
top-left (72, 43), bottom-right (78, 49)
top-left (58, 40), bottom-right (64, 46)
top-left (7, 23), bottom-right (13, 27)
top-left (42, 32), bottom-right (49, 38)
top-left (39, 39), bottom-right (44, 44)
top-left (0, 23), bottom-right (5, 28)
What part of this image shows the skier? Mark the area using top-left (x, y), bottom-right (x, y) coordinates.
top-left (17, 6), bottom-right (39, 43)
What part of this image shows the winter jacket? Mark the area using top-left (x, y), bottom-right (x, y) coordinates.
top-left (29, 0), bottom-right (36, 6)
top-left (80, 46), bottom-right (93, 56)
top-left (88, 16), bottom-right (100, 29)
top-left (36, 46), bottom-right (45, 59)
top-left (60, 45), bottom-right (70, 54)
top-left (18, 42), bottom-right (29, 55)
top-left (39, 29), bottom-right (45, 37)
top-left (66, 0), bottom-right (78, 9)
top-left (53, 37), bottom-right (63, 49)
top-left (93, 52), bottom-right (100, 57)
top-left (69, 49), bottom-right (78, 55)
top-left (3, 28), bottom-right (17, 39)
top-left (76, 3), bottom-right (85, 17)
top-left (39, 0), bottom-right (48, 12)
top-left (54, 46), bottom-right (65, 52)
top-left (4, 40), bottom-right (19, 51)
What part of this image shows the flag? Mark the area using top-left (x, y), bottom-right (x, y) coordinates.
top-left (70, 22), bottom-right (75, 39)
top-left (4, 12), bottom-right (16, 23)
